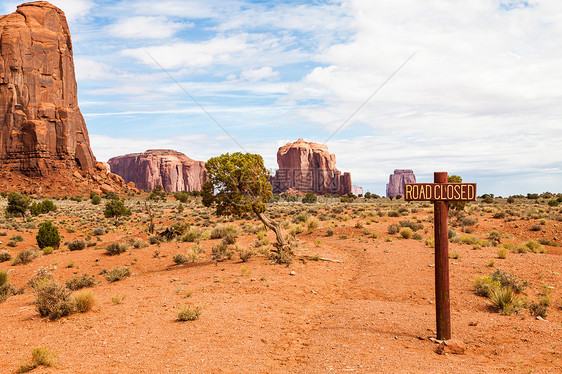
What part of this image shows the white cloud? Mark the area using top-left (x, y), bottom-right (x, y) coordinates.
top-left (2, 0), bottom-right (94, 21)
top-left (240, 67), bottom-right (279, 82)
top-left (107, 16), bottom-right (191, 39)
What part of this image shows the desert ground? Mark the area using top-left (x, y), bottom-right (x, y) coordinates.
top-left (0, 193), bottom-right (561, 373)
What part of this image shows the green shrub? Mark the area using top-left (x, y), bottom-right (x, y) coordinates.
top-left (177, 304), bottom-right (202, 321)
top-left (67, 239), bottom-right (86, 251)
top-left (523, 240), bottom-right (546, 253)
top-left (36, 221), bottom-right (61, 249)
top-left (6, 191), bottom-right (30, 217)
top-left (489, 287), bottom-right (523, 315)
top-left (105, 242), bottom-right (129, 256)
top-left (425, 236), bottom-right (435, 247)
top-left (104, 199), bottom-right (132, 221)
top-left (90, 193), bottom-right (102, 205)
top-left (66, 274), bottom-right (97, 290)
top-left (497, 247), bottom-right (508, 259)
top-left (103, 267), bottom-right (131, 282)
top-left (30, 200), bottom-right (57, 216)
top-left (472, 276), bottom-right (501, 297)
top-left (42, 246), bottom-right (54, 255)
top-left (302, 193), bottom-right (317, 204)
top-left (34, 280), bottom-right (74, 320)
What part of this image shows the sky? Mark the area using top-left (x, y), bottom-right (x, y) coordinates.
top-left (3, 0), bottom-right (561, 196)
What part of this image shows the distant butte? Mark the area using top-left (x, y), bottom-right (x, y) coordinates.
top-left (108, 150), bottom-right (207, 193)
top-left (386, 169), bottom-right (416, 197)
top-left (270, 138), bottom-right (352, 195)
top-left (0, 1), bottom-right (129, 196)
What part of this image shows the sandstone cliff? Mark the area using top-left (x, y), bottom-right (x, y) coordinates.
top-left (386, 169), bottom-right (416, 197)
top-left (0, 1), bottom-right (95, 175)
top-left (108, 150), bottom-right (207, 193)
top-left (270, 139), bottom-right (352, 195)
top-left (0, 2), bottom-right (132, 196)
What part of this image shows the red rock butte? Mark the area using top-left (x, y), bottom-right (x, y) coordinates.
top-left (270, 138), bottom-right (352, 195)
top-left (386, 169), bottom-right (416, 197)
top-left (0, 2), bottom-right (130, 196)
top-left (108, 149), bottom-right (207, 193)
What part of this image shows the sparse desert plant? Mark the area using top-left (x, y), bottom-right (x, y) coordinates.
top-left (307, 217), bottom-right (319, 232)
top-left (530, 224), bottom-right (542, 231)
top-left (449, 252), bottom-right (461, 259)
top-left (111, 293), bottom-right (126, 304)
top-left (523, 240), bottom-right (546, 253)
top-left (399, 219), bottom-right (423, 231)
top-left (488, 230), bottom-right (502, 244)
top-left (488, 286), bottom-right (523, 315)
top-left (17, 346), bottom-right (58, 373)
top-left (497, 247), bottom-right (508, 259)
top-left (0, 269), bottom-right (15, 303)
top-left (92, 227), bottom-right (105, 236)
top-left (412, 232), bottom-right (422, 240)
top-left (103, 267), bottom-right (131, 282)
top-left (12, 249), bottom-right (39, 265)
top-left (66, 274), bottom-right (97, 290)
top-left (129, 237), bottom-right (149, 249)
top-left (73, 290), bottom-right (96, 313)
top-left (425, 236), bottom-right (435, 248)
top-left (0, 250), bottom-right (12, 262)
top-left (90, 193), bottom-right (102, 205)
top-left (399, 227), bottom-right (413, 239)
top-left (10, 234), bottom-right (24, 242)
top-left (173, 253), bottom-right (189, 265)
top-left (472, 276), bottom-right (501, 297)
top-left (27, 266), bottom-right (54, 289)
top-left (67, 239), bottom-right (86, 251)
top-left (188, 244), bottom-right (204, 262)
top-left (105, 242), bottom-right (129, 256)
top-left (387, 223), bottom-right (400, 235)
top-left (181, 228), bottom-right (202, 242)
top-left (239, 248), bottom-right (254, 262)
top-left (211, 240), bottom-right (233, 261)
top-left (42, 246), bottom-right (54, 255)
top-left (34, 280), bottom-right (74, 320)
top-left (36, 221), bottom-right (61, 249)
top-left (326, 228), bottom-right (334, 237)
top-left (177, 304), bottom-right (202, 321)
top-left (490, 269), bottom-right (527, 293)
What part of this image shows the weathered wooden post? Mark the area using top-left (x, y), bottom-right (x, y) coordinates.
top-left (433, 172), bottom-right (450, 340)
top-left (404, 173), bottom-right (476, 341)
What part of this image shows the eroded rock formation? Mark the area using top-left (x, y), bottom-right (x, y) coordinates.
top-left (386, 169), bottom-right (416, 197)
top-left (0, 1), bottom-right (95, 176)
top-left (0, 2), bottom-right (130, 197)
top-left (108, 149), bottom-right (207, 192)
top-left (270, 138), bottom-right (352, 195)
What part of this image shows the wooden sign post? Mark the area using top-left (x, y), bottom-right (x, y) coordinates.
top-left (404, 172), bottom-right (476, 340)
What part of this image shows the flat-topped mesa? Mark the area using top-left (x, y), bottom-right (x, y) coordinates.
top-left (386, 169), bottom-right (416, 197)
top-left (108, 149), bottom-right (207, 193)
top-left (0, 1), bottom-right (96, 176)
top-left (270, 138), bottom-right (352, 195)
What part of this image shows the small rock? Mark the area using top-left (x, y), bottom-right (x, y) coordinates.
top-left (468, 321), bottom-right (478, 326)
top-left (536, 316), bottom-right (547, 322)
top-left (250, 278), bottom-right (257, 282)
top-left (290, 271), bottom-right (296, 276)
top-left (435, 339), bottom-right (466, 355)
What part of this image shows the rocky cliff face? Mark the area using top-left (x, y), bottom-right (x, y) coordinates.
top-left (0, 2), bottom-right (130, 197)
top-left (0, 1), bottom-right (95, 176)
top-left (108, 150), bottom-right (207, 192)
top-left (270, 139), bottom-right (352, 195)
top-left (386, 169), bottom-right (416, 197)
